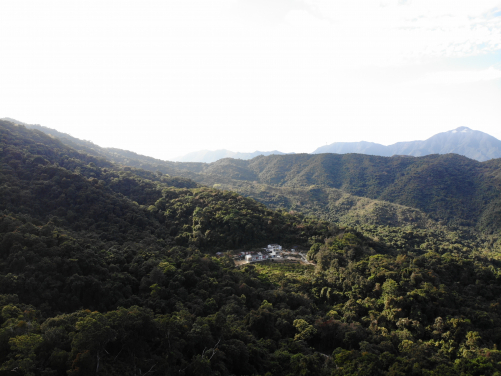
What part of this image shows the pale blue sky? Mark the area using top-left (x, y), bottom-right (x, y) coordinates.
top-left (1, 0), bottom-right (500, 160)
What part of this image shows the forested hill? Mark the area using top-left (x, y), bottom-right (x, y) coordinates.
top-left (3, 120), bottom-right (501, 374)
top-left (189, 153), bottom-right (501, 233)
top-left (18, 121), bottom-right (501, 233)
top-left (0, 120), bottom-right (333, 249)
top-left (19, 122), bottom-right (206, 177)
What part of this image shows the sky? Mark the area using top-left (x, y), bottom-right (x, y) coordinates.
top-left (1, 0), bottom-right (501, 161)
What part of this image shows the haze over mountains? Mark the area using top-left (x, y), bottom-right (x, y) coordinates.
top-left (4, 118), bottom-right (500, 235)
top-left (173, 149), bottom-right (291, 163)
top-left (313, 126), bottom-right (501, 162)
top-left (172, 126), bottom-right (501, 162)
top-left (4, 118), bottom-right (500, 163)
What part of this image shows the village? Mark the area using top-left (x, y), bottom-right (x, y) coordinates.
top-left (228, 244), bottom-right (312, 266)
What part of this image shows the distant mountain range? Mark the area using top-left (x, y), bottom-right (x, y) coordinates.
top-left (173, 126), bottom-right (501, 162)
top-left (173, 149), bottom-right (291, 163)
top-left (3, 117), bottom-right (501, 232)
top-left (313, 126), bottom-right (501, 162)
top-left (5, 119), bottom-right (501, 375)
top-left (5, 117), bottom-right (499, 162)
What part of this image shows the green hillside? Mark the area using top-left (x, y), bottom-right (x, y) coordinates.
top-left (21, 122), bottom-right (501, 234)
top-left (22, 122), bottom-right (206, 178)
top-left (209, 180), bottom-right (501, 261)
top-left (209, 181), bottom-right (436, 228)
top-left (2, 121), bottom-right (501, 375)
top-left (198, 153), bottom-right (501, 233)
top-left (18, 121), bottom-right (501, 260)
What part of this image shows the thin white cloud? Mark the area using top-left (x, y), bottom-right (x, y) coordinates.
top-left (292, 0), bottom-right (501, 64)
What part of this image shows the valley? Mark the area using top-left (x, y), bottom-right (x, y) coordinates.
top-left (1, 119), bottom-right (501, 375)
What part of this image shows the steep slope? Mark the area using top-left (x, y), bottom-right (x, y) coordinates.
top-left (210, 180), bottom-right (439, 229)
top-left (313, 126), bottom-right (501, 161)
top-left (12, 120), bottom-right (501, 233)
top-left (4, 120), bottom-right (501, 375)
top-left (15, 121), bottom-right (206, 177)
top-left (0, 120), bottom-right (331, 250)
top-left (198, 153), bottom-right (501, 232)
top-left (11, 120), bottom-right (288, 165)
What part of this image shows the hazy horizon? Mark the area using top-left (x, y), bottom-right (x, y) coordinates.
top-left (2, 1), bottom-right (501, 160)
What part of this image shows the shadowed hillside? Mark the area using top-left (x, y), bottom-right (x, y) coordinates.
top-left (3, 120), bottom-right (501, 375)
top-left (17, 120), bottom-right (501, 234)
top-left (196, 153), bottom-right (501, 233)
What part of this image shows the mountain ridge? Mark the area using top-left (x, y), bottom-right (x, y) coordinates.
top-left (4, 118), bottom-right (501, 233)
top-left (313, 126), bottom-right (501, 161)
top-left (173, 148), bottom-right (292, 163)
top-left (199, 152), bottom-right (501, 232)
top-left (4, 118), bottom-right (500, 162)
top-left (4, 119), bottom-right (501, 374)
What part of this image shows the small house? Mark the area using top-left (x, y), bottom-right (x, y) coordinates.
top-left (245, 253), bottom-right (269, 262)
top-left (267, 244), bottom-right (282, 251)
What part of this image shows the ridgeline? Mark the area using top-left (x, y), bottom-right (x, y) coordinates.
top-left (1, 120), bottom-right (501, 375)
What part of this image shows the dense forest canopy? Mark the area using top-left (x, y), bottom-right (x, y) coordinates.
top-left (1, 120), bottom-right (501, 375)
top-left (21, 122), bottom-right (501, 234)
top-left (196, 153), bottom-right (501, 233)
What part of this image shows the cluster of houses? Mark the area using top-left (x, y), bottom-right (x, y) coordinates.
top-left (242, 244), bottom-right (284, 263)
top-left (226, 244), bottom-right (306, 265)
top-left (218, 244), bottom-right (309, 265)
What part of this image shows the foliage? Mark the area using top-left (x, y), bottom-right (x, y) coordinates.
top-left (2, 120), bottom-right (501, 374)
top-left (24, 121), bottom-right (501, 233)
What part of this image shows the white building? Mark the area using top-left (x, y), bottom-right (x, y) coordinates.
top-left (245, 254), bottom-right (269, 262)
top-left (267, 244), bottom-right (282, 251)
